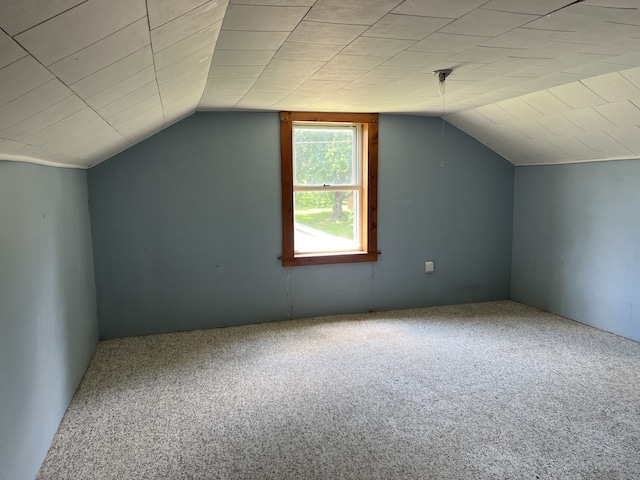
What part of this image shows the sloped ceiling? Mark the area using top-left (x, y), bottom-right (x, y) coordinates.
top-left (1, 0), bottom-right (639, 168)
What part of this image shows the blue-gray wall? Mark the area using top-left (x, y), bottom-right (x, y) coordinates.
top-left (511, 160), bottom-right (640, 342)
top-left (89, 112), bottom-right (514, 338)
top-left (0, 162), bottom-right (98, 480)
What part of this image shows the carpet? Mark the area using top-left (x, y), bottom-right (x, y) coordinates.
top-left (37, 301), bottom-right (640, 479)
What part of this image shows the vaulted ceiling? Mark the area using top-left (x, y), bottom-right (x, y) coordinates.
top-left (1, 0), bottom-right (639, 168)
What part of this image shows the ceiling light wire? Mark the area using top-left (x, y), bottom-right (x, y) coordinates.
top-left (441, 80), bottom-right (446, 168)
top-left (433, 70), bottom-right (452, 168)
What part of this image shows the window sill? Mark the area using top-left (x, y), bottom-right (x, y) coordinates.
top-left (281, 251), bottom-right (380, 267)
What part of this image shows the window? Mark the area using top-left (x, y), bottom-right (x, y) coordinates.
top-left (280, 112), bottom-right (379, 267)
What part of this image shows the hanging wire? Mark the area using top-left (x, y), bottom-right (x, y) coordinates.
top-left (440, 76), bottom-right (446, 168)
top-left (433, 70), bottom-right (451, 168)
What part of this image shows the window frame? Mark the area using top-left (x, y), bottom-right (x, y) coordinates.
top-left (280, 111), bottom-right (379, 267)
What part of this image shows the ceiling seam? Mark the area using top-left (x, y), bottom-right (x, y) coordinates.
top-left (239, 4), bottom-right (315, 109)
top-left (144, 0), bottom-right (167, 127)
top-left (33, 17), bottom-right (149, 84)
top-left (194, 10), bottom-right (230, 110)
top-left (8, 0), bottom-right (92, 37)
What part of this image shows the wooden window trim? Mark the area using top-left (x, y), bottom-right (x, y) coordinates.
top-left (280, 111), bottom-right (379, 267)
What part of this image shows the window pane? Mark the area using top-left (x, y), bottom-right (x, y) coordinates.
top-left (293, 126), bottom-right (356, 186)
top-left (294, 190), bottom-right (359, 253)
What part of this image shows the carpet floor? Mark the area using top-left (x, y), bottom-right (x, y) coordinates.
top-left (37, 301), bottom-right (640, 479)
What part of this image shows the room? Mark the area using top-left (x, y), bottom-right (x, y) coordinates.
top-left (1, 0), bottom-right (639, 478)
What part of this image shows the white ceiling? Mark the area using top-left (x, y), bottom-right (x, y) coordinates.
top-left (1, 0), bottom-right (640, 168)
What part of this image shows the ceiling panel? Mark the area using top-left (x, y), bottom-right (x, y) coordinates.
top-left (305, 0), bottom-right (401, 25)
top-left (543, 52), bottom-right (612, 70)
top-left (392, 0), bottom-right (486, 18)
top-left (157, 45), bottom-right (214, 84)
top-left (447, 46), bottom-right (523, 64)
top-left (0, 31), bottom-right (27, 69)
top-left (581, 72), bottom-right (640, 103)
top-left (324, 55), bottom-right (388, 71)
top-left (155, 23), bottom-right (222, 70)
top-left (200, 79), bottom-right (252, 97)
top-left (575, 131), bottom-right (634, 158)
top-left (288, 22), bottom-right (366, 46)
top-left (562, 21), bottom-right (640, 47)
top-left (97, 82), bottom-right (160, 119)
top-left (480, 27), bottom-right (570, 49)
top-left (48, 18), bottom-right (150, 85)
top-left (308, 68), bottom-right (366, 83)
top-left (60, 125), bottom-right (127, 155)
top-left (216, 30), bottom-right (289, 50)
top-left (294, 80), bottom-right (345, 96)
top-left (441, 9), bottom-right (538, 37)
top-left (495, 98), bottom-right (543, 122)
top-left (15, 0), bottom-right (146, 65)
top-left (548, 81), bottom-right (607, 109)
top-left (158, 62), bottom-right (210, 104)
top-left (604, 51), bottom-right (640, 70)
top-left (150, 1), bottom-right (225, 53)
top-left (384, 51), bottom-right (449, 68)
top-left (524, 6), bottom-right (603, 31)
top-left (0, 0), bottom-right (85, 36)
top-left (84, 66), bottom-right (157, 110)
top-left (212, 50), bottom-right (277, 66)
top-left (222, 4), bottom-right (308, 31)
top-left (476, 104), bottom-right (517, 125)
top-left (147, 0), bottom-right (208, 29)
top-left (621, 67), bottom-right (640, 88)
top-left (275, 43), bottom-right (343, 62)
top-left (546, 135), bottom-right (599, 161)
top-left (23, 107), bottom-right (103, 147)
top-left (2, 0), bottom-right (640, 168)
top-left (0, 137), bottom-right (33, 158)
top-left (0, 56), bottom-right (53, 107)
top-left (163, 96), bottom-right (200, 121)
top-left (41, 116), bottom-right (110, 151)
top-left (534, 113), bottom-right (585, 137)
top-left (520, 90), bottom-right (573, 115)
top-left (562, 61), bottom-right (622, 78)
top-left (511, 119), bottom-right (555, 139)
top-left (206, 65), bottom-right (265, 79)
top-left (593, 101), bottom-right (640, 128)
top-left (227, 0), bottom-right (315, 5)
top-left (342, 37), bottom-right (414, 57)
top-left (108, 95), bottom-right (163, 127)
top-left (69, 46), bottom-right (154, 98)
top-left (481, 0), bottom-right (574, 16)
top-left (1, 95), bottom-right (86, 142)
top-left (363, 14), bottom-right (451, 41)
top-left (409, 32), bottom-right (490, 54)
top-left (257, 59), bottom-right (325, 83)
top-left (562, 108), bottom-right (617, 131)
top-left (18, 147), bottom-right (79, 165)
top-left (604, 127), bottom-right (640, 155)
top-left (235, 92), bottom-right (288, 109)
top-left (114, 106), bottom-right (165, 143)
top-left (0, 79), bottom-right (73, 132)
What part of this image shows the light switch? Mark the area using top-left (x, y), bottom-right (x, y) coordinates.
top-left (425, 261), bottom-right (434, 273)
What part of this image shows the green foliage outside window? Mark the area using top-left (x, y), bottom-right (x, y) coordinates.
top-left (294, 127), bottom-right (356, 221)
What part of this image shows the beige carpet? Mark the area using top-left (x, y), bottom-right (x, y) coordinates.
top-left (37, 301), bottom-right (640, 479)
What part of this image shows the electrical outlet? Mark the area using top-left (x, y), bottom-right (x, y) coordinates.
top-left (425, 261), bottom-right (434, 273)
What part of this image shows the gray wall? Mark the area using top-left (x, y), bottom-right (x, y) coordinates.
top-left (89, 112), bottom-right (514, 338)
top-left (512, 160), bottom-right (640, 342)
top-left (0, 162), bottom-right (98, 479)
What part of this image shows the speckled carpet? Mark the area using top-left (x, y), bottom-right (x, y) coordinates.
top-left (37, 301), bottom-right (640, 479)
